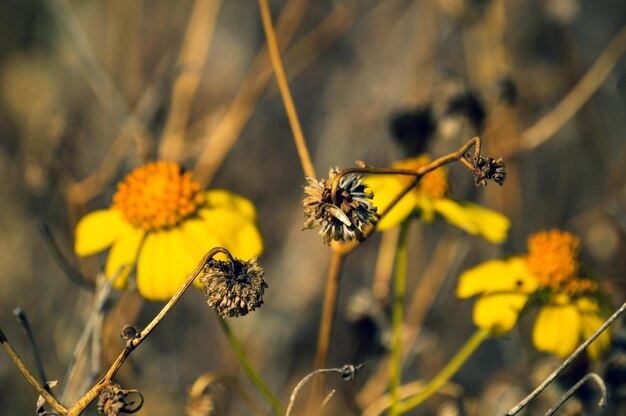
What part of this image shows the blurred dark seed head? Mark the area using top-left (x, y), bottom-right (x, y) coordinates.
top-left (444, 89), bottom-right (487, 132)
top-left (389, 106), bottom-right (437, 157)
top-left (497, 76), bottom-right (519, 106)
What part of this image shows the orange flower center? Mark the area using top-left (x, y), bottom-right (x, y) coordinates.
top-left (112, 161), bottom-right (205, 231)
top-left (525, 230), bottom-right (596, 294)
top-left (394, 155), bottom-right (449, 199)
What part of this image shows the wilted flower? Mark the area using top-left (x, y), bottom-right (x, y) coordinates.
top-left (201, 257), bottom-right (267, 318)
top-left (97, 382), bottom-right (142, 416)
top-left (472, 155), bottom-right (507, 186)
top-left (457, 230), bottom-right (611, 359)
top-left (74, 161), bottom-right (263, 301)
top-left (303, 168), bottom-right (378, 245)
top-left (365, 155), bottom-right (510, 243)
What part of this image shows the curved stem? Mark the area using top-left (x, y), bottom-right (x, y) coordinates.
top-left (258, 0), bottom-right (316, 179)
top-left (68, 247), bottom-right (232, 416)
top-left (287, 364), bottom-right (362, 416)
top-left (217, 316), bottom-right (284, 415)
top-left (507, 299), bottom-right (626, 415)
top-left (545, 373), bottom-right (606, 416)
top-left (397, 328), bottom-right (491, 414)
top-left (330, 167), bottom-right (424, 205)
top-left (389, 219), bottom-right (411, 416)
top-left (0, 329), bottom-right (67, 415)
top-left (334, 137), bottom-right (482, 255)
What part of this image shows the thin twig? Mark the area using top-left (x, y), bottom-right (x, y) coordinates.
top-left (321, 389), bottom-right (336, 410)
top-left (506, 299), bottom-right (626, 415)
top-left (36, 220), bottom-right (93, 290)
top-left (66, 248), bottom-right (232, 416)
top-left (0, 329), bottom-right (67, 415)
top-left (193, 0), bottom-right (310, 187)
top-left (13, 308), bottom-right (50, 393)
top-left (287, 364), bottom-right (363, 416)
top-left (520, 25), bottom-right (626, 151)
top-left (158, 0), bottom-right (223, 160)
top-left (544, 373), bottom-right (606, 416)
top-left (60, 274), bottom-right (116, 403)
top-left (258, 0), bottom-right (316, 179)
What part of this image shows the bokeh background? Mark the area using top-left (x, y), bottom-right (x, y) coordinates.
top-left (1, 0), bottom-right (626, 414)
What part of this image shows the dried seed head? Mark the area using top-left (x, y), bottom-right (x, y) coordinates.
top-left (472, 156), bottom-right (506, 186)
top-left (120, 325), bottom-right (140, 341)
top-left (201, 258), bottom-right (267, 318)
top-left (340, 363), bottom-right (364, 381)
top-left (97, 382), bottom-right (143, 416)
top-left (302, 168), bottom-right (378, 245)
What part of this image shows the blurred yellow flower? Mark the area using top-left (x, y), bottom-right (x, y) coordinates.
top-left (365, 155), bottom-right (509, 243)
top-left (74, 161), bottom-right (263, 301)
top-left (457, 230), bottom-right (610, 359)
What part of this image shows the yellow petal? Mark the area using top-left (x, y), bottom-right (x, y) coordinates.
top-left (198, 208), bottom-right (263, 260)
top-left (105, 226), bottom-right (145, 289)
top-left (457, 258), bottom-right (538, 298)
top-left (415, 193), bottom-right (436, 223)
top-left (365, 175), bottom-right (417, 230)
top-left (180, 217), bottom-right (222, 289)
top-left (432, 199), bottom-right (510, 243)
top-left (75, 210), bottom-right (126, 256)
top-left (204, 190), bottom-right (257, 221)
top-left (533, 300), bottom-right (581, 358)
top-left (473, 292), bottom-right (529, 334)
top-left (577, 297), bottom-right (611, 360)
top-left (136, 230), bottom-right (194, 301)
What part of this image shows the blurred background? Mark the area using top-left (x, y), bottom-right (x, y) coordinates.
top-left (1, 0), bottom-right (626, 414)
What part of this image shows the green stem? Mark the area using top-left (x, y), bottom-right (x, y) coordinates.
top-left (389, 219), bottom-right (411, 416)
top-left (398, 328), bottom-right (491, 413)
top-left (217, 315), bottom-right (284, 415)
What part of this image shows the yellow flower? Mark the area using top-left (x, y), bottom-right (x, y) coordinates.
top-left (457, 230), bottom-right (610, 359)
top-left (74, 161), bottom-right (263, 301)
top-left (365, 156), bottom-right (509, 243)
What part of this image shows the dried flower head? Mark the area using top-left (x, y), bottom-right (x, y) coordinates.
top-left (201, 257), bottom-right (267, 318)
top-left (340, 363), bottom-right (364, 381)
top-left (97, 382), bottom-right (143, 416)
top-left (120, 325), bottom-right (140, 341)
top-left (472, 155), bottom-right (506, 186)
top-left (303, 168), bottom-right (378, 245)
